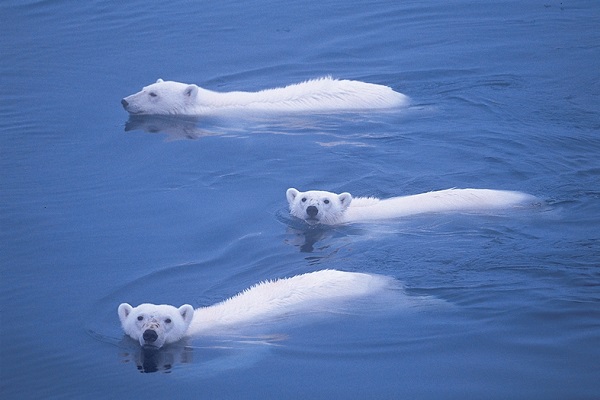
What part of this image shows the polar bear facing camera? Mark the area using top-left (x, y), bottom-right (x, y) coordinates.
top-left (286, 188), bottom-right (536, 225)
top-left (118, 270), bottom-right (394, 349)
top-left (118, 303), bottom-right (194, 349)
top-left (121, 77), bottom-right (408, 116)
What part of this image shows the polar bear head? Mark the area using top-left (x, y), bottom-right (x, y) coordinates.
top-left (286, 188), bottom-right (352, 225)
top-left (121, 79), bottom-right (199, 115)
top-left (118, 303), bottom-right (194, 349)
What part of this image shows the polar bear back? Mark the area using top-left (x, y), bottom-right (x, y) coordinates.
top-left (224, 77), bottom-right (408, 111)
top-left (344, 189), bottom-right (534, 222)
top-left (188, 270), bottom-right (391, 334)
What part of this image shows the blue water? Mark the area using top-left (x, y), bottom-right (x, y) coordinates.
top-left (1, 0), bottom-right (599, 398)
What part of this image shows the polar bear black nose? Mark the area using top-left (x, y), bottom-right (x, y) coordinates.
top-left (121, 99), bottom-right (129, 108)
top-left (143, 329), bottom-right (158, 343)
top-left (306, 205), bottom-right (319, 217)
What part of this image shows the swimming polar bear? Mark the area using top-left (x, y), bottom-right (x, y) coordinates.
top-left (118, 270), bottom-right (393, 349)
top-left (286, 188), bottom-right (536, 225)
top-left (121, 77), bottom-right (408, 115)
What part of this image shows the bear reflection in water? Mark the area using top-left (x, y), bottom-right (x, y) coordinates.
top-left (121, 342), bottom-right (193, 373)
top-left (120, 335), bottom-right (285, 374)
top-left (124, 115), bottom-right (210, 140)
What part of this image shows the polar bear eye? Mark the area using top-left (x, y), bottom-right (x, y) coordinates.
top-left (324, 199), bottom-right (330, 204)
top-left (301, 197), bottom-right (307, 202)
top-left (137, 316), bottom-right (144, 321)
top-left (149, 92), bottom-right (157, 97)
top-left (165, 318), bottom-right (172, 324)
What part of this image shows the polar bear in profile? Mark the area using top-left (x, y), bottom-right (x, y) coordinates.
top-left (118, 270), bottom-right (393, 349)
top-left (121, 77), bottom-right (408, 116)
top-left (286, 188), bottom-right (536, 225)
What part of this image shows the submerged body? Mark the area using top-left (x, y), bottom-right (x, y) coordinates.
top-left (121, 77), bottom-right (408, 115)
top-left (118, 270), bottom-right (392, 348)
top-left (286, 188), bottom-right (536, 225)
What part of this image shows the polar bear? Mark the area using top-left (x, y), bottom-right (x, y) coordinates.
top-left (121, 77), bottom-right (408, 115)
top-left (286, 188), bottom-right (536, 225)
top-left (118, 270), bottom-right (393, 349)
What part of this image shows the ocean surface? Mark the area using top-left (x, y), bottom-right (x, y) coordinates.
top-left (1, 0), bottom-right (599, 399)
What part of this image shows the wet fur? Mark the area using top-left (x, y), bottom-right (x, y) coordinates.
top-left (287, 188), bottom-right (536, 225)
top-left (122, 77), bottom-right (408, 115)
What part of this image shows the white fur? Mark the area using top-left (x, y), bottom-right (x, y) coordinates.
top-left (118, 270), bottom-right (391, 348)
top-left (286, 188), bottom-right (536, 225)
top-left (121, 77), bottom-right (408, 115)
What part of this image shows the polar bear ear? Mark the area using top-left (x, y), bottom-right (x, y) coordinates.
top-left (184, 84), bottom-right (198, 99)
top-left (286, 188), bottom-right (300, 204)
top-left (178, 304), bottom-right (194, 325)
top-left (338, 192), bottom-right (352, 209)
top-left (118, 303), bottom-right (133, 324)
top-left (156, 78), bottom-right (164, 83)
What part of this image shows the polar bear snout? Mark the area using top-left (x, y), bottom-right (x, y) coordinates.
top-left (143, 329), bottom-right (159, 344)
top-left (121, 97), bottom-right (136, 113)
top-left (306, 205), bottom-right (319, 218)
